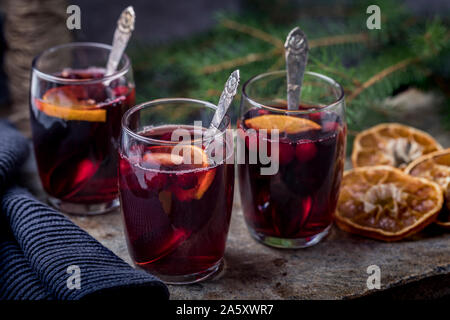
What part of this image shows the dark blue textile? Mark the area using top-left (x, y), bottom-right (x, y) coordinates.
top-left (0, 120), bottom-right (169, 300)
top-left (0, 120), bottom-right (28, 191)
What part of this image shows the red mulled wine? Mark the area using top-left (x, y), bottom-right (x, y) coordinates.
top-left (30, 68), bottom-right (135, 210)
top-left (238, 106), bottom-right (346, 245)
top-left (119, 125), bottom-right (234, 282)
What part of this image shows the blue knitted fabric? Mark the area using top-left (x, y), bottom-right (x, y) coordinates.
top-left (0, 120), bottom-right (169, 300)
top-left (0, 214), bottom-right (52, 300)
top-left (0, 120), bottom-right (28, 192)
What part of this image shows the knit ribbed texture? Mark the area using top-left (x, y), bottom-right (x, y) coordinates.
top-left (0, 121), bottom-right (169, 300)
top-left (2, 187), bottom-right (169, 300)
top-left (0, 120), bottom-right (28, 191)
top-left (0, 218), bottom-right (52, 300)
top-left (0, 120), bottom-right (48, 300)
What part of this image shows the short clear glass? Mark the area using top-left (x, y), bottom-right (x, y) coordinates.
top-left (30, 42), bottom-right (135, 214)
top-left (238, 71), bottom-right (346, 248)
top-left (119, 98), bottom-right (234, 284)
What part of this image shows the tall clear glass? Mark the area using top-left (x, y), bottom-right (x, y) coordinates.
top-left (119, 98), bottom-right (234, 284)
top-left (238, 71), bottom-right (346, 248)
top-left (30, 42), bottom-right (135, 215)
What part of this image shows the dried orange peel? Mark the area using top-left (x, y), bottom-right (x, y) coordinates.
top-left (336, 166), bottom-right (443, 241)
top-left (352, 123), bottom-right (442, 169)
top-left (405, 148), bottom-right (450, 229)
top-left (35, 86), bottom-right (106, 122)
top-left (244, 114), bottom-right (321, 134)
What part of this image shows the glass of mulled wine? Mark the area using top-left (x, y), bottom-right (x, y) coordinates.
top-left (30, 42), bottom-right (135, 214)
top-left (119, 98), bottom-right (234, 284)
top-left (238, 71), bottom-right (346, 248)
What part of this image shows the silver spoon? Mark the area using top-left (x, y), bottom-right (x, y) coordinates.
top-left (204, 70), bottom-right (240, 161)
top-left (285, 27), bottom-right (309, 110)
top-left (209, 70), bottom-right (240, 133)
top-left (105, 6), bottom-right (135, 76)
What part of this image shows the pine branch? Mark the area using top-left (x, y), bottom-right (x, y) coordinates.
top-left (130, 1), bottom-right (450, 131)
top-left (221, 19), bottom-right (283, 47)
top-left (308, 56), bottom-right (361, 86)
top-left (347, 57), bottom-right (421, 104)
top-left (202, 18), bottom-right (369, 75)
top-left (201, 48), bottom-right (281, 74)
top-left (309, 33), bottom-right (368, 48)
top-left (268, 56), bottom-right (285, 71)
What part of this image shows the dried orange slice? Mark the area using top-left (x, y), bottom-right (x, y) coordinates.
top-left (336, 166), bottom-right (443, 241)
top-left (35, 86), bottom-right (106, 122)
top-left (143, 145), bottom-right (215, 201)
top-left (405, 148), bottom-right (450, 229)
top-left (244, 114), bottom-right (321, 134)
top-left (352, 123), bottom-right (441, 169)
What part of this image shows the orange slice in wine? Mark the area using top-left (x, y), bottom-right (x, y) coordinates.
top-left (143, 145), bottom-right (215, 201)
top-left (36, 86), bottom-right (106, 122)
top-left (336, 166), bottom-right (443, 241)
top-left (244, 114), bottom-right (321, 134)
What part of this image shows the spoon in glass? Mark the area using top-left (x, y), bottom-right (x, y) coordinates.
top-left (285, 26), bottom-right (309, 110)
top-left (203, 70), bottom-right (240, 163)
top-left (105, 6), bottom-right (136, 76)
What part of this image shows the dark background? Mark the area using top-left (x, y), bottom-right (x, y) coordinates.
top-left (1, 0), bottom-right (450, 103)
top-left (70, 0), bottom-right (449, 44)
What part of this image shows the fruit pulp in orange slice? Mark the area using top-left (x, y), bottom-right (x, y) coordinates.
top-left (405, 148), bottom-right (450, 228)
top-left (36, 85), bottom-right (106, 122)
top-left (336, 166), bottom-right (443, 241)
top-left (244, 114), bottom-right (321, 134)
top-left (142, 145), bottom-right (216, 201)
top-left (351, 123), bottom-right (442, 169)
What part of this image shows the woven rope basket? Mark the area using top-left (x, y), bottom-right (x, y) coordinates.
top-left (3, 0), bottom-right (72, 133)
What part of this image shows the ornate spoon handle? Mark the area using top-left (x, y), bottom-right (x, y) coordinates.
top-left (285, 27), bottom-right (309, 110)
top-left (204, 70), bottom-right (240, 162)
top-left (209, 70), bottom-right (240, 132)
top-left (106, 6), bottom-right (135, 76)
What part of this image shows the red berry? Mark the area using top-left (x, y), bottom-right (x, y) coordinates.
top-left (176, 172), bottom-right (198, 190)
top-left (280, 142), bottom-right (295, 165)
top-left (295, 139), bottom-right (317, 162)
top-left (271, 141), bottom-right (295, 165)
top-left (243, 130), bottom-right (258, 152)
top-left (308, 112), bottom-right (322, 122)
top-left (323, 121), bottom-right (340, 132)
top-left (119, 158), bottom-right (130, 173)
top-left (145, 171), bottom-right (168, 190)
top-left (160, 132), bottom-right (174, 142)
top-left (113, 86), bottom-right (129, 97)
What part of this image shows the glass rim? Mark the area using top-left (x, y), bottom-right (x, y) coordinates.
top-left (31, 42), bottom-right (131, 85)
top-left (242, 70), bottom-right (345, 114)
top-left (122, 98), bottom-right (231, 145)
